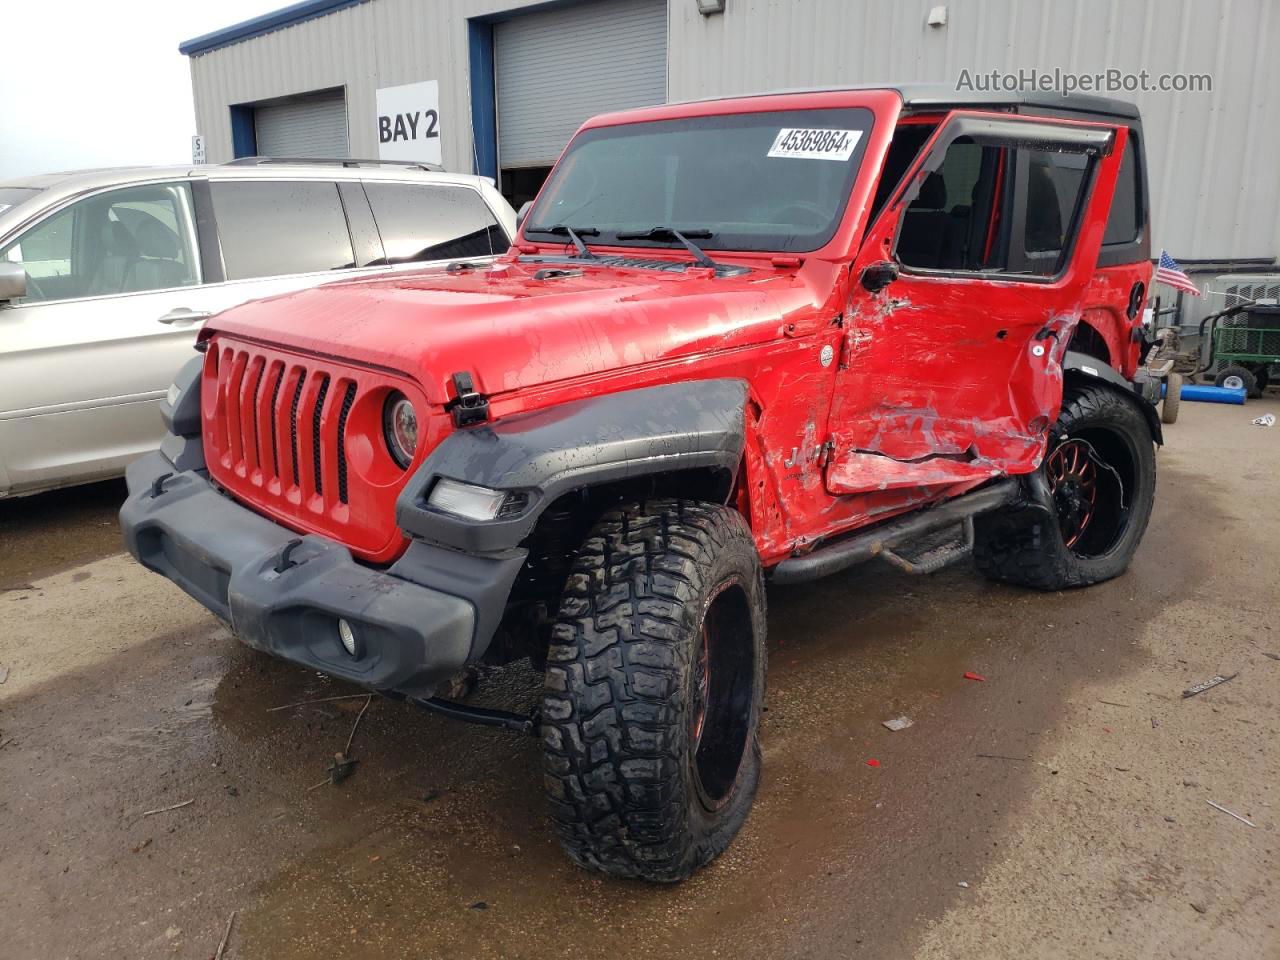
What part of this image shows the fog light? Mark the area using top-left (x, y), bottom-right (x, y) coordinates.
top-left (427, 478), bottom-right (509, 521)
top-left (337, 618), bottom-right (359, 657)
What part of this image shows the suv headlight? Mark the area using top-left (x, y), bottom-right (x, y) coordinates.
top-left (427, 479), bottom-right (511, 521)
top-left (383, 392), bottom-right (418, 468)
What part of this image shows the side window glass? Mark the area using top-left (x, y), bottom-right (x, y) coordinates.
top-left (0, 182), bottom-right (199, 304)
top-left (896, 137), bottom-right (1009, 272)
top-left (363, 184), bottom-right (510, 264)
top-left (896, 133), bottom-right (1095, 279)
top-left (210, 181), bottom-right (356, 281)
top-left (1102, 139), bottom-right (1140, 245)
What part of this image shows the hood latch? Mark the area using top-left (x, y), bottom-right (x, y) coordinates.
top-left (448, 371), bottom-right (490, 427)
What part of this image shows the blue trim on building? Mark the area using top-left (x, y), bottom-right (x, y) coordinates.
top-left (179, 0), bottom-right (370, 57)
top-left (230, 105), bottom-right (258, 158)
top-left (467, 19), bottom-right (498, 180)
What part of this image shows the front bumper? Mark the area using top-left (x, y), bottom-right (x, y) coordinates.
top-left (120, 452), bottom-right (480, 698)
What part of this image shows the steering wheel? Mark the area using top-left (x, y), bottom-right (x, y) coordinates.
top-left (776, 201), bottom-right (829, 227)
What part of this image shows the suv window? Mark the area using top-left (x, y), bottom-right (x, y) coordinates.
top-left (364, 183), bottom-right (509, 264)
top-left (0, 182), bottom-right (198, 303)
top-left (526, 107), bottom-right (874, 254)
top-left (1101, 139), bottom-right (1140, 245)
top-left (896, 137), bottom-right (1094, 278)
top-left (210, 180), bottom-right (356, 281)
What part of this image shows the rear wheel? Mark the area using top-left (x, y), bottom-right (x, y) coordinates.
top-left (974, 383), bottom-right (1156, 590)
top-left (1216, 365), bottom-right (1259, 398)
top-left (542, 499), bottom-right (766, 881)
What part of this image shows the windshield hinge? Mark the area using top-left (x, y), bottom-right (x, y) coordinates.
top-left (447, 372), bottom-right (490, 427)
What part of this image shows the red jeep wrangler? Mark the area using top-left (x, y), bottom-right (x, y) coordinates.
top-left (121, 85), bottom-right (1158, 882)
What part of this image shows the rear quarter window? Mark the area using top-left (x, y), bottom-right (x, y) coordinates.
top-left (1102, 139), bottom-right (1141, 246)
top-left (209, 180), bottom-right (356, 281)
top-left (363, 183), bottom-right (509, 264)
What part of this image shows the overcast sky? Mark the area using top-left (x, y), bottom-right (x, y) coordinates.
top-left (0, 1), bottom-right (277, 180)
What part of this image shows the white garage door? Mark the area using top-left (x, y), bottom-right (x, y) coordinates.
top-left (495, 0), bottom-right (667, 169)
top-left (254, 90), bottom-right (350, 158)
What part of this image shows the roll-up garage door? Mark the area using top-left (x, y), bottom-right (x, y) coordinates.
top-left (254, 89), bottom-right (350, 158)
top-left (495, 0), bottom-right (667, 169)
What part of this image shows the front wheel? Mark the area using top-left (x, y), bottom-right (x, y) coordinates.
top-left (542, 499), bottom-right (767, 881)
top-left (974, 383), bottom-right (1157, 590)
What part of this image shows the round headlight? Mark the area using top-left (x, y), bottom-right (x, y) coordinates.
top-left (383, 392), bottom-right (418, 469)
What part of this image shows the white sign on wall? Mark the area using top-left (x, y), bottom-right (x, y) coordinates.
top-left (375, 80), bottom-right (442, 166)
top-left (191, 135), bottom-right (206, 165)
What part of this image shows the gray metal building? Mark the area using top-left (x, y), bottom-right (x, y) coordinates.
top-left (182, 0), bottom-right (1280, 313)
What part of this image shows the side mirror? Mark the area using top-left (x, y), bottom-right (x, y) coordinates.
top-left (516, 201), bottom-right (533, 229)
top-left (0, 262), bottom-right (27, 303)
top-left (860, 260), bottom-right (899, 294)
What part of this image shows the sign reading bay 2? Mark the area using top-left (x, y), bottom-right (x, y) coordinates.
top-left (376, 80), bottom-right (442, 166)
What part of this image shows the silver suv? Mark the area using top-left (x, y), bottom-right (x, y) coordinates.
top-left (0, 159), bottom-right (515, 498)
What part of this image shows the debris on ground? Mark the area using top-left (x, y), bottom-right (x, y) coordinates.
top-left (470, 901), bottom-right (489, 910)
top-left (0, 665), bottom-right (8, 684)
top-left (140, 798), bottom-right (194, 818)
top-left (882, 716), bottom-right (913, 732)
top-left (1251, 413), bottom-right (1276, 427)
top-left (307, 694), bottom-right (373, 790)
top-left (266, 693), bottom-right (375, 713)
top-left (963, 672), bottom-right (986, 682)
top-left (1190, 901), bottom-right (1208, 914)
top-left (865, 759), bottom-right (881, 767)
top-left (957, 881), bottom-right (970, 888)
top-left (976, 753), bottom-right (1029, 762)
top-left (1206, 799), bottom-right (1256, 828)
top-left (1182, 673), bottom-right (1238, 698)
top-left (1098, 699), bottom-right (1130, 707)
top-left (215, 910), bottom-right (237, 960)
top-left (1261, 651), bottom-right (1280, 661)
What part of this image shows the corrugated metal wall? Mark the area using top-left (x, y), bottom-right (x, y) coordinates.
top-left (495, 0), bottom-right (666, 168)
top-left (189, 0), bottom-right (1280, 262)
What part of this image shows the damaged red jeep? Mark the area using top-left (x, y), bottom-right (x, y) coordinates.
top-left (121, 85), bottom-right (1159, 882)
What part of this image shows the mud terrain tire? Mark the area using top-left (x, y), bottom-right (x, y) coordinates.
top-left (974, 383), bottom-right (1156, 590)
top-left (542, 499), bottom-right (766, 882)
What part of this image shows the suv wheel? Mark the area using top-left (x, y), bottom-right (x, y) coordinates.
top-left (974, 383), bottom-right (1156, 590)
top-left (542, 499), bottom-right (766, 882)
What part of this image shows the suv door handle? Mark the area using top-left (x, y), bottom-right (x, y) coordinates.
top-left (157, 308), bottom-right (211, 326)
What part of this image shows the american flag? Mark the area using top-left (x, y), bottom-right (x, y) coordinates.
top-left (1154, 250), bottom-right (1201, 297)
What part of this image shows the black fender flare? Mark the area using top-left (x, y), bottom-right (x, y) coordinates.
top-left (1062, 350), bottom-right (1163, 447)
top-left (395, 379), bottom-right (749, 553)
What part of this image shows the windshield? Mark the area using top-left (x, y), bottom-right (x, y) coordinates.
top-left (525, 107), bottom-right (874, 254)
top-left (0, 187), bottom-right (41, 216)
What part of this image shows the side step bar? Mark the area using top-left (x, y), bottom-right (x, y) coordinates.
top-left (770, 480), bottom-right (1019, 585)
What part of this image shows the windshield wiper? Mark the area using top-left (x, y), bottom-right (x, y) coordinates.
top-left (615, 227), bottom-right (719, 270)
top-left (530, 224), bottom-right (599, 259)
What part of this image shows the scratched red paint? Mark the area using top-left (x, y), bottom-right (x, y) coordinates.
top-left (197, 89), bottom-right (1150, 566)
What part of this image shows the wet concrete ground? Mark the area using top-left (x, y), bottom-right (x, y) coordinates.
top-left (1, 397), bottom-right (1277, 960)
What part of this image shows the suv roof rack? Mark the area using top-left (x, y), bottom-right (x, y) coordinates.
top-left (223, 156), bottom-right (445, 172)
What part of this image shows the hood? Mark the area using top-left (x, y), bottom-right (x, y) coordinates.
top-left (206, 258), bottom-right (836, 404)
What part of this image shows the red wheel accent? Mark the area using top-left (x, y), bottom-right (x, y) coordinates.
top-left (689, 624), bottom-right (710, 748)
top-left (1046, 439), bottom-right (1099, 549)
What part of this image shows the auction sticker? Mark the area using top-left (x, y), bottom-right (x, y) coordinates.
top-left (768, 128), bottom-right (862, 161)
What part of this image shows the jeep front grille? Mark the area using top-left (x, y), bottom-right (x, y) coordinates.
top-left (202, 339), bottom-right (437, 564)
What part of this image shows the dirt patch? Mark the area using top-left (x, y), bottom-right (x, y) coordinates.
top-left (0, 399), bottom-right (1276, 959)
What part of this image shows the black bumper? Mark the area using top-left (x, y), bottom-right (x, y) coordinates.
top-left (120, 452), bottom-right (484, 699)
